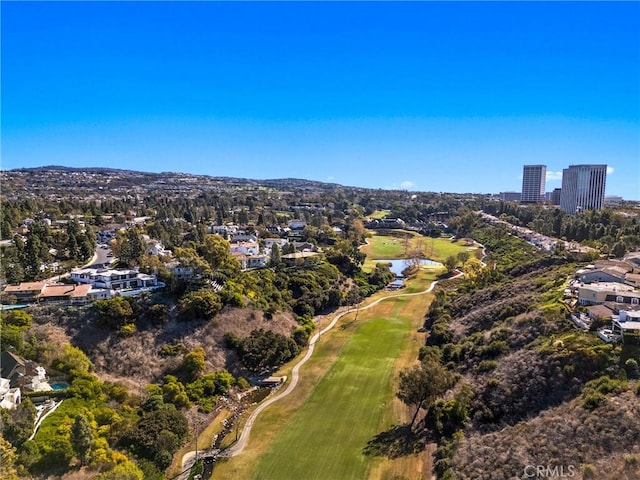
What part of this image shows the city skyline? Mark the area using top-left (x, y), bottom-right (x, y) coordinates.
top-left (2, 2), bottom-right (639, 199)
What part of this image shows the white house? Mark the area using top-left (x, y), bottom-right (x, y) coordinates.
top-left (263, 238), bottom-right (289, 250)
top-left (0, 379), bottom-right (21, 410)
top-left (71, 267), bottom-right (159, 290)
top-left (246, 254), bottom-right (268, 269)
top-left (146, 240), bottom-right (171, 256)
top-left (208, 224), bottom-right (239, 237)
top-left (230, 241), bottom-right (260, 256)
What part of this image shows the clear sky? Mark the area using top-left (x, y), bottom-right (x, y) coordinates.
top-left (2, 1), bottom-right (639, 199)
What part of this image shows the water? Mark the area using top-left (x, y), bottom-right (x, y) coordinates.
top-left (50, 382), bottom-right (69, 391)
top-left (373, 258), bottom-right (441, 277)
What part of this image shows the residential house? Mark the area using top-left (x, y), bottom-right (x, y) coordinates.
top-left (231, 252), bottom-right (248, 270)
top-left (288, 219), bottom-right (307, 231)
top-left (0, 378), bottom-right (21, 410)
top-left (263, 238), bottom-right (289, 250)
top-left (71, 267), bottom-right (160, 290)
top-left (612, 309), bottom-right (640, 344)
top-left (579, 267), bottom-right (628, 284)
top-left (293, 241), bottom-right (315, 252)
top-left (624, 252), bottom-right (640, 269)
top-left (246, 254), bottom-right (268, 269)
top-left (208, 224), bottom-right (238, 237)
top-left (3, 282), bottom-right (46, 302)
top-left (167, 263), bottom-right (195, 281)
top-left (578, 282), bottom-right (640, 306)
top-left (0, 351), bottom-right (48, 391)
top-left (230, 241), bottom-right (260, 256)
top-left (625, 273), bottom-right (640, 288)
top-left (2, 282), bottom-right (91, 304)
top-left (38, 284), bottom-right (92, 304)
top-left (587, 303), bottom-right (615, 323)
top-left (230, 231), bottom-right (258, 243)
top-left (281, 251), bottom-right (320, 267)
top-left (146, 240), bottom-right (171, 256)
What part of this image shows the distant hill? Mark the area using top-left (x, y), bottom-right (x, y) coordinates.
top-left (10, 165), bottom-right (342, 190)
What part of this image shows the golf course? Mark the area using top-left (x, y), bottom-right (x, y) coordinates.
top-left (211, 232), bottom-right (475, 480)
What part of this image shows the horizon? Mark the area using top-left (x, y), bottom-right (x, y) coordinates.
top-left (2, 2), bottom-right (639, 199)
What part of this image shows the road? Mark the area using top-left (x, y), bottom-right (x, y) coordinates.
top-left (87, 244), bottom-right (113, 267)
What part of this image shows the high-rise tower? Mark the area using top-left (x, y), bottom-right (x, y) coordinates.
top-left (559, 164), bottom-right (607, 214)
top-left (521, 165), bottom-right (546, 203)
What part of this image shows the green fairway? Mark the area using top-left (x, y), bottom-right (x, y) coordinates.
top-left (251, 314), bottom-right (410, 480)
top-left (362, 231), bottom-right (474, 268)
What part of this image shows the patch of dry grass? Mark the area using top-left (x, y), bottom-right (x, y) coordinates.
top-left (452, 389), bottom-right (640, 480)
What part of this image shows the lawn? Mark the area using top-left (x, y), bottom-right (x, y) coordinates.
top-left (362, 231), bottom-right (476, 270)
top-left (210, 236), bottom-right (455, 480)
top-left (250, 310), bottom-right (414, 480)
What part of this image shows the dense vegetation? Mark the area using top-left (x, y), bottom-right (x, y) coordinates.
top-left (2, 168), bottom-right (639, 479)
top-left (389, 223), bottom-right (640, 480)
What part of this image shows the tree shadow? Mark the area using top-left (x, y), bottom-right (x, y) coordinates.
top-left (362, 424), bottom-right (427, 459)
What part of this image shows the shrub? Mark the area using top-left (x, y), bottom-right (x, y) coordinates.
top-left (582, 392), bottom-right (606, 410)
top-left (582, 464), bottom-right (596, 479)
top-left (159, 343), bottom-right (184, 357)
top-left (624, 358), bottom-right (639, 377)
top-left (476, 360), bottom-right (498, 372)
top-left (118, 323), bottom-right (136, 338)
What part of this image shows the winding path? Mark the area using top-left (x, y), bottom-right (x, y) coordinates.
top-left (224, 270), bottom-right (459, 458)
top-left (180, 241), bottom-right (485, 473)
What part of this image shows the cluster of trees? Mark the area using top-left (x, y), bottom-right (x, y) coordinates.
top-left (0, 340), bottom-right (195, 478)
top-left (398, 219), bottom-right (639, 479)
top-left (225, 328), bottom-right (308, 374)
top-left (1, 218), bottom-right (96, 283)
top-left (484, 203), bottom-right (640, 257)
top-left (0, 310), bottom-right (34, 356)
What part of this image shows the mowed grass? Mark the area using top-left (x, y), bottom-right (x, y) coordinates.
top-left (211, 237), bottom-right (450, 480)
top-left (251, 310), bottom-right (414, 480)
top-left (362, 231), bottom-right (475, 271)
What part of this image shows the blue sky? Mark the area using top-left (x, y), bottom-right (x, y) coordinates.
top-left (2, 1), bottom-right (639, 199)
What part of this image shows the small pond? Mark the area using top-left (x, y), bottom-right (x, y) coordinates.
top-left (373, 258), bottom-right (442, 288)
top-left (373, 258), bottom-right (441, 277)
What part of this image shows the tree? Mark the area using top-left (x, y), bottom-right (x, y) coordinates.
top-left (71, 414), bottom-right (94, 466)
top-left (93, 297), bottom-right (134, 328)
top-left (1, 398), bottom-right (37, 447)
top-left (269, 243), bottom-right (282, 267)
top-left (396, 359), bottom-right (455, 428)
top-left (178, 290), bottom-right (222, 320)
top-left (113, 228), bottom-right (145, 266)
top-left (456, 251), bottom-right (470, 268)
top-left (0, 437), bottom-right (20, 480)
top-left (173, 247), bottom-right (212, 279)
top-left (444, 255), bottom-right (457, 273)
top-left (612, 241), bottom-right (627, 258)
top-left (183, 347), bottom-right (206, 380)
top-left (53, 345), bottom-right (93, 375)
top-left (238, 329), bottom-right (301, 374)
top-left (198, 234), bottom-right (240, 276)
top-left (96, 462), bottom-right (144, 480)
